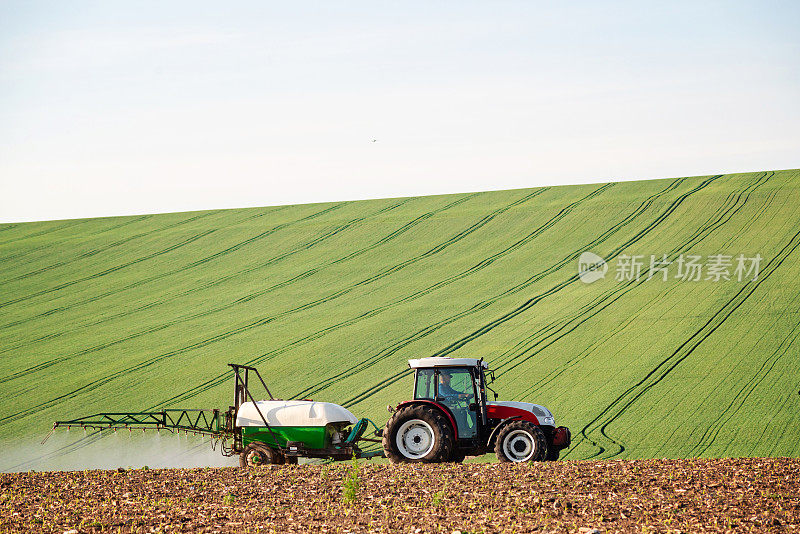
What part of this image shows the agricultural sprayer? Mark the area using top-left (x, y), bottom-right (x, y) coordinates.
top-left (47, 358), bottom-right (570, 465)
top-left (45, 364), bottom-right (385, 466)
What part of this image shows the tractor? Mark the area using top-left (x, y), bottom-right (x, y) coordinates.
top-left (47, 359), bottom-right (569, 466)
top-left (381, 357), bottom-right (570, 463)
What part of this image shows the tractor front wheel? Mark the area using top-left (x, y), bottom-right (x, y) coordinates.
top-left (239, 442), bottom-right (280, 468)
top-left (383, 405), bottom-right (454, 463)
top-left (495, 421), bottom-right (547, 463)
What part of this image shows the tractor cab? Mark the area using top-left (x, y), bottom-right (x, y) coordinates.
top-left (409, 358), bottom-right (489, 442)
top-left (382, 356), bottom-right (571, 463)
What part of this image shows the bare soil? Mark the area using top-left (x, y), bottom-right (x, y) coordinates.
top-left (2, 457), bottom-right (798, 533)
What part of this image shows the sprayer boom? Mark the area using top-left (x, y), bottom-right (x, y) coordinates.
top-left (43, 409), bottom-right (226, 443)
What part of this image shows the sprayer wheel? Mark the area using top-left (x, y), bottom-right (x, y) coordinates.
top-left (239, 442), bottom-right (279, 468)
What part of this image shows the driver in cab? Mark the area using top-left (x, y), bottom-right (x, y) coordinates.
top-left (437, 370), bottom-right (475, 437)
top-left (438, 371), bottom-right (471, 399)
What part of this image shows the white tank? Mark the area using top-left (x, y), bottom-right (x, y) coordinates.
top-left (236, 400), bottom-right (358, 428)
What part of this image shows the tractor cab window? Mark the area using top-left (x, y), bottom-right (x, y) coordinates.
top-left (414, 369), bottom-right (435, 400)
top-left (435, 367), bottom-right (478, 440)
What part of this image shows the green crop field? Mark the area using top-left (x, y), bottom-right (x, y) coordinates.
top-left (1, 169), bottom-right (799, 471)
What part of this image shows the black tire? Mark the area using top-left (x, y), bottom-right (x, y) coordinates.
top-left (494, 421), bottom-right (548, 463)
top-left (545, 447), bottom-right (560, 461)
top-left (239, 442), bottom-right (280, 468)
top-left (382, 405), bottom-right (454, 463)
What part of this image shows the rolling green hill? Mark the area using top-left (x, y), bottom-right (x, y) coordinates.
top-left (1, 169), bottom-right (799, 470)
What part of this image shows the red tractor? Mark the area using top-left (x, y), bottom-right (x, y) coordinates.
top-left (382, 357), bottom-right (571, 463)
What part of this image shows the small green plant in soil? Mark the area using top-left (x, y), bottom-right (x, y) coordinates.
top-left (341, 455), bottom-right (360, 505)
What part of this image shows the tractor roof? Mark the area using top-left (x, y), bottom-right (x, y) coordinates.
top-left (408, 357), bottom-right (488, 369)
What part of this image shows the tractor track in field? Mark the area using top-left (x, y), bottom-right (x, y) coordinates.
top-left (0, 229), bottom-right (221, 309)
top-left (0, 209), bottom-right (278, 273)
top-left (3, 458), bottom-right (800, 533)
top-left (288, 183), bottom-right (618, 401)
top-left (0, 193), bottom-right (474, 377)
top-left (337, 176), bottom-right (711, 408)
top-left (0, 214), bottom-right (155, 276)
top-left (150, 183), bottom-right (611, 409)
top-left (0, 194), bottom-right (473, 362)
top-left (498, 171), bottom-right (777, 401)
top-left (596, 226), bottom-right (800, 458)
top-left (665, 187), bottom-right (798, 453)
top-left (426, 174), bottom-right (726, 356)
top-left (0, 189), bottom-right (543, 424)
top-left (575, 222), bottom-right (800, 461)
top-left (339, 174), bottom-right (727, 408)
top-left (0, 202), bottom-right (345, 325)
top-left (540, 180), bottom-right (782, 397)
top-left (566, 172), bottom-right (781, 458)
top-left (0, 198), bottom-right (413, 381)
top-left (513, 269), bottom-right (704, 404)
top-left (0, 202), bottom-right (344, 333)
top-left (352, 171), bottom-right (773, 412)
top-left (502, 182), bottom-right (781, 445)
top-left (0, 211), bottom-right (202, 267)
top-left (688, 298), bottom-right (800, 457)
top-left (0, 211), bottom-right (232, 269)
top-left (485, 170), bottom-right (768, 382)
top-left (0, 217), bottom-right (92, 248)
top-left (128, 186), bottom-right (547, 405)
top-left (331, 176), bottom-right (694, 407)
top-left (0, 205), bottom-right (291, 286)
top-left (525, 171), bottom-right (774, 457)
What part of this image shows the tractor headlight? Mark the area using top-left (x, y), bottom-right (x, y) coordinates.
top-left (531, 405), bottom-right (555, 426)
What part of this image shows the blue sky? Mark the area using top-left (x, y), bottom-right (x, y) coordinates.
top-left (1, 1), bottom-right (798, 222)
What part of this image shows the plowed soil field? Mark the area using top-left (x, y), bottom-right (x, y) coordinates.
top-left (2, 457), bottom-right (798, 533)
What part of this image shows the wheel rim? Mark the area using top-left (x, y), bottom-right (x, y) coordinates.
top-left (246, 449), bottom-right (265, 466)
top-left (396, 419), bottom-right (436, 459)
top-left (503, 429), bottom-right (536, 462)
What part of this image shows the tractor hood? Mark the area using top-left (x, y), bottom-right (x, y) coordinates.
top-left (236, 400), bottom-right (358, 428)
top-left (486, 401), bottom-right (556, 426)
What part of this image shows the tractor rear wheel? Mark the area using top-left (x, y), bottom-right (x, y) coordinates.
top-left (239, 442), bottom-right (280, 468)
top-left (495, 421), bottom-right (547, 463)
top-left (383, 405), bottom-right (454, 463)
